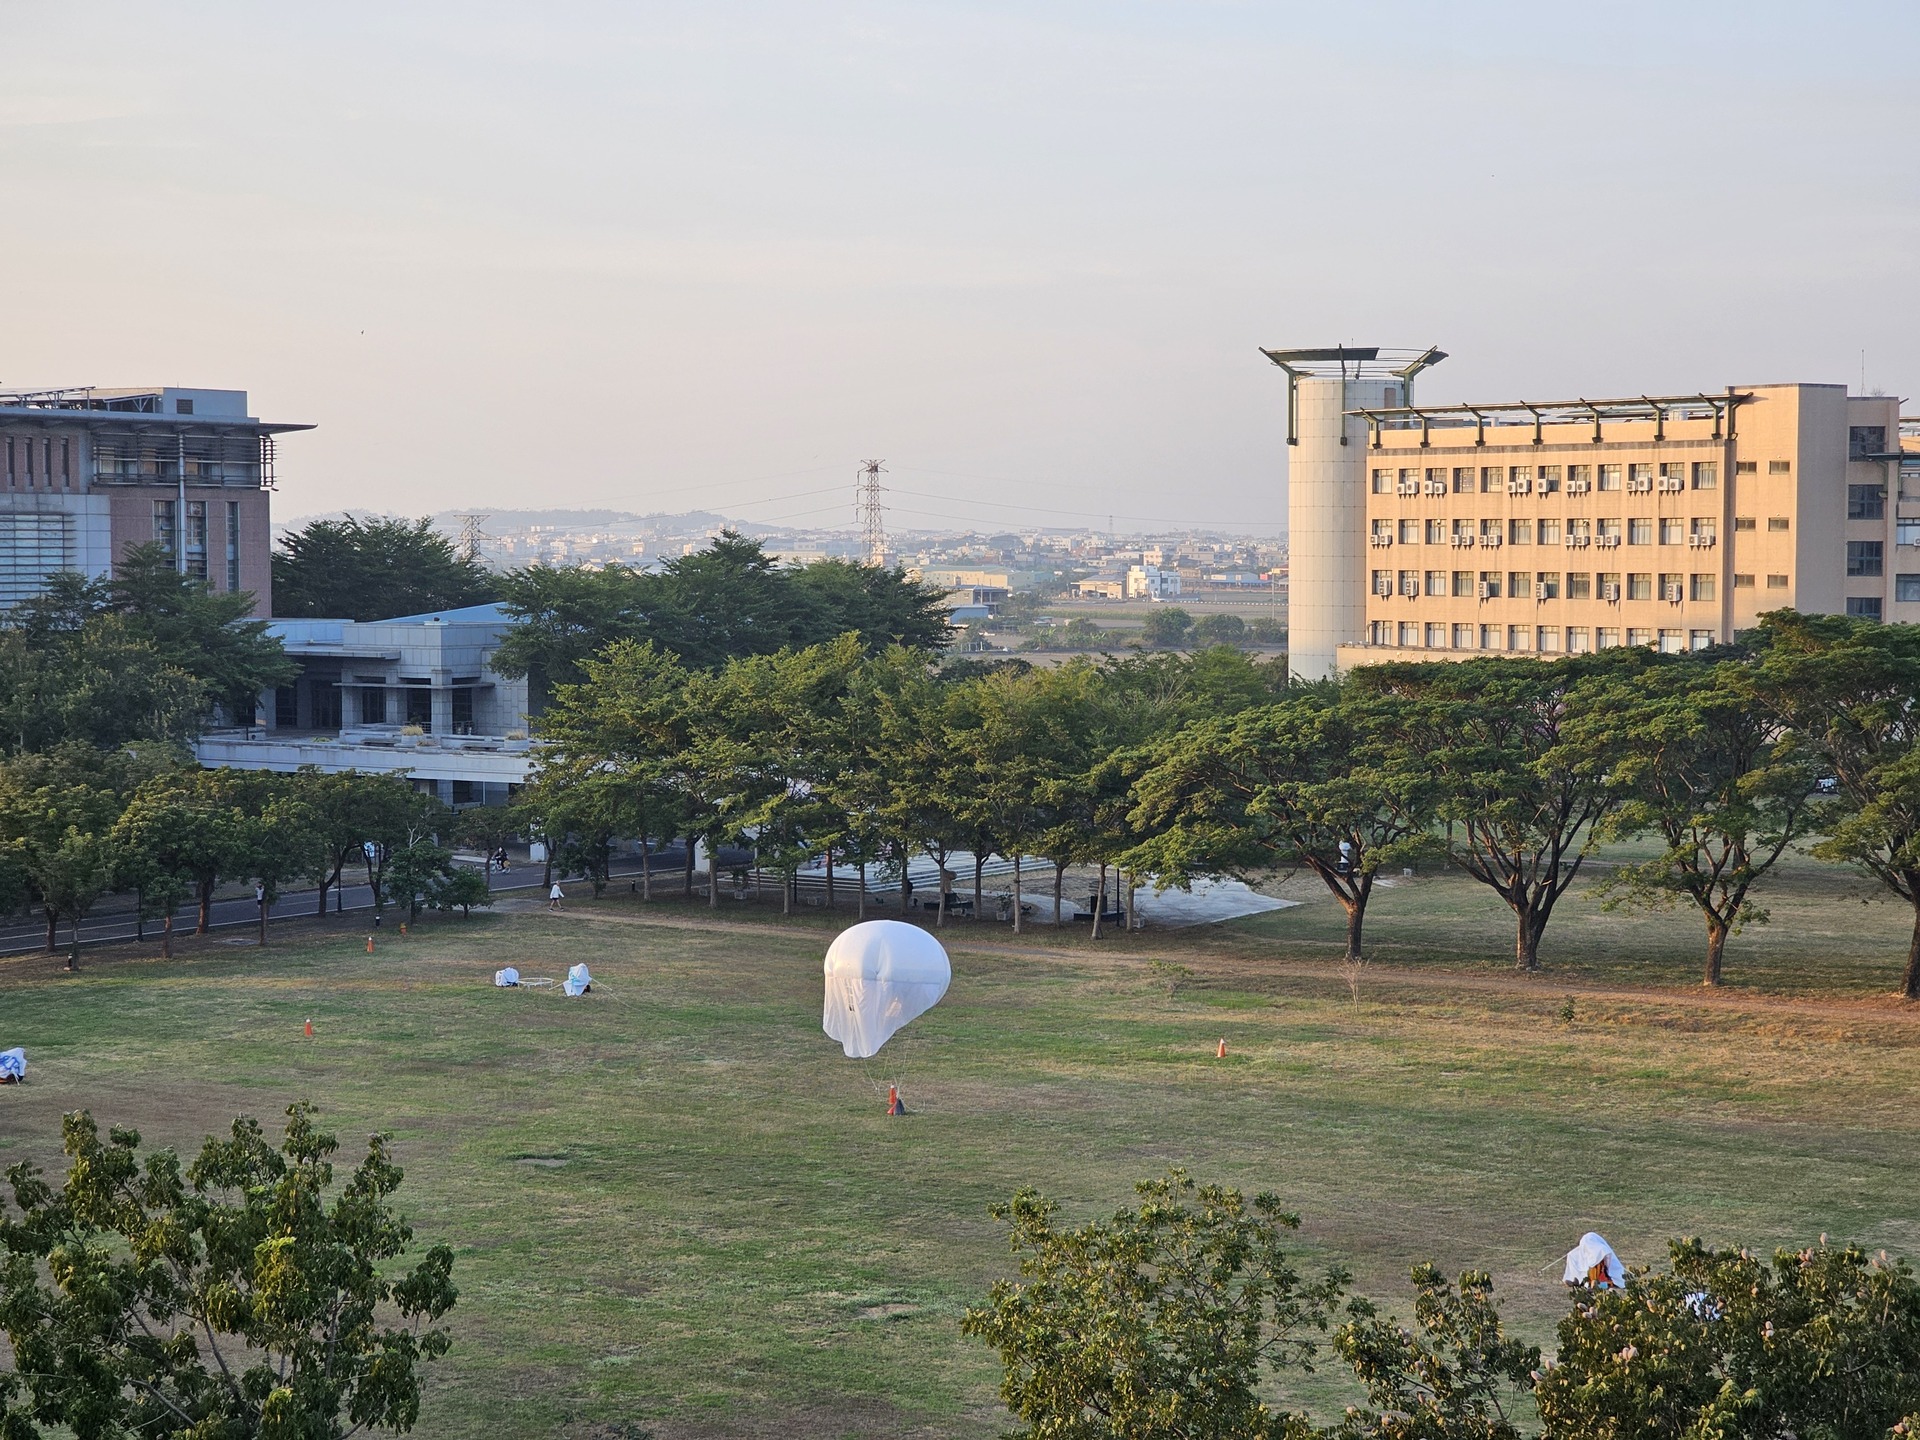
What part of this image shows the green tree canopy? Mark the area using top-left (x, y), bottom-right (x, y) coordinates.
top-left (272, 515), bottom-right (498, 622)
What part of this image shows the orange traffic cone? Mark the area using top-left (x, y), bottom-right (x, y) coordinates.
top-left (366, 935), bottom-right (375, 953)
top-left (304, 1018), bottom-right (314, 1038)
top-left (1216, 1038), bottom-right (1227, 1058)
top-left (887, 1084), bottom-right (905, 1116)
top-left (399, 923), bottom-right (407, 937)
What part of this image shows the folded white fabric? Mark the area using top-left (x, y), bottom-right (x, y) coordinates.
top-left (494, 967), bottom-right (520, 987)
top-left (563, 963), bottom-right (592, 997)
top-left (0, 1048), bottom-right (24, 1081)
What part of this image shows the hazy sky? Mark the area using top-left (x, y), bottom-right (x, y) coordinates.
top-left (4, 2), bottom-right (1918, 535)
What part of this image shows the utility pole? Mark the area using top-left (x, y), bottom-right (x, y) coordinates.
top-left (856, 460), bottom-right (886, 566)
top-left (454, 513), bottom-right (490, 564)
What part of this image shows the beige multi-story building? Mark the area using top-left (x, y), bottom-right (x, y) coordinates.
top-left (1264, 347), bottom-right (1919, 676)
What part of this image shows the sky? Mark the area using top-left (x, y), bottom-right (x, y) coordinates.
top-left (3, 2), bottom-right (1918, 537)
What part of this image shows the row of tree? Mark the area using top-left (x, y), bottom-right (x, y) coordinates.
top-left (964, 1169), bottom-right (1920, 1440)
top-left (533, 610), bottom-right (1920, 997)
top-left (0, 753), bottom-right (490, 965)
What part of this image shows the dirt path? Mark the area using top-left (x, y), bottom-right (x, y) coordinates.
top-left (507, 896), bottom-right (1920, 1026)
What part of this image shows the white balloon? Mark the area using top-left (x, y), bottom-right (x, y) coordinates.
top-left (822, 921), bottom-right (951, 1058)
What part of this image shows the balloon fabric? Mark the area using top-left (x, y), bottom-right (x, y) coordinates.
top-left (822, 921), bottom-right (951, 1059)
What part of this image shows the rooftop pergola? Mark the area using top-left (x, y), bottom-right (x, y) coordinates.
top-left (1259, 346), bottom-right (1448, 445)
top-left (1346, 390), bottom-right (1753, 449)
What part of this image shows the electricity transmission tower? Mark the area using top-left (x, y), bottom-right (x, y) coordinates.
top-left (855, 460), bottom-right (886, 565)
top-left (453, 513), bottom-right (490, 564)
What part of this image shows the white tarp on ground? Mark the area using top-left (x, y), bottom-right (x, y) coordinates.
top-left (1563, 1231), bottom-right (1626, 1288)
top-left (494, 967), bottom-right (520, 987)
top-left (0, 1048), bottom-right (23, 1081)
top-left (822, 920), bottom-right (950, 1059)
top-left (1132, 878), bottom-right (1299, 929)
top-left (563, 963), bottom-right (592, 997)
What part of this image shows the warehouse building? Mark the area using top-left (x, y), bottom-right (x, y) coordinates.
top-left (1264, 346), bottom-right (1919, 680)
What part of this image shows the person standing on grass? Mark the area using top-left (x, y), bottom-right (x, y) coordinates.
top-left (549, 880), bottom-right (564, 912)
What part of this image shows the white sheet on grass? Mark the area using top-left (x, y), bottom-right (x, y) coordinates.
top-left (563, 963), bottom-right (592, 997)
top-left (494, 967), bottom-right (520, 987)
top-left (1562, 1231), bottom-right (1626, 1288)
top-left (0, 1048), bottom-right (23, 1081)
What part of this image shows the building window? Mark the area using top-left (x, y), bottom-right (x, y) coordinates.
top-left (1627, 573), bottom-right (1653, 600)
top-left (1479, 572), bottom-right (1502, 598)
top-left (1508, 625), bottom-right (1531, 652)
top-left (1659, 518), bottom-right (1684, 545)
top-left (1509, 519), bottom-right (1532, 545)
top-left (359, 684), bottom-right (387, 725)
top-left (1899, 521), bottom-right (1920, 547)
top-left (1659, 462), bottom-right (1687, 489)
top-left (1425, 569), bottom-right (1447, 596)
top-left (1425, 622), bottom-right (1446, 648)
top-left (1453, 570), bottom-right (1475, 597)
top-left (1599, 571), bottom-right (1622, 599)
top-left (1629, 518), bottom-right (1653, 545)
top-left (1452, 518), bottom-right (1474, 545)
top-left (1847, 597), bottom-right (1884, 621)
top-left (1480, 518), bottom-right (1502, 543)
top-left (1399, 569), bottom-right (1419, 596)
top-left (153, 500), bottom-right (177, 557)
top-left (1628, 628), bottom-right (1653, 648)
top-left (1659, 572), bottom-right (1685, 602)
top-left (1568, 464), bottom-right (1591, 490)
top-left (1630, 463), bottom-right (1654, 491)
top-left (1896, 574), bottom-right (1920, 603)
top-left (1733, 574), bottom-right (1755, 588)
top-left (1689, 630), bottom-right (1715, 651)
top-left (1767, 574), bottom-right (1790, 588)
top-left (1425, 518), bottom-right (1444, 544)
top-left (1369, 621), bottom-right (1390, 645)
top-left (1598, 518), bottom-right (1622, 542)
top-left (1567, 572), bottom-right (1592, 600)
top-left (1568, 627), bottom-right (1591, 654)
top-left (1452, 623), bottom-right (1473, 648)
top-left (1769, 460), bottom-right (1792, 475)
top-left (1598, 464), bottom-right (1621, 492)
top-left (184, 501), bottom-right (208, 580)
top-left (1538, 626), bottom-right (1561, 653)
top-left (1453, 467), bottom-right (1475, 494)
top-left (1400, 519), bottom-right (1420, 544)
top-left (1736, 460), bottom-right (1757, 475)
top-left (1398, 621), bottom-right (1419, 647)
top-left (1691, 517), bottom-right (1716, 543)
top-left (1480, 624), bottom-right (1501, 650)
top-left (1597, 627), bottom-right (1621, 648)
top-left (1509, 466), bottom-right (1533, 494)
top-left (1657, 630), bottom-right (1685, 654)
top-left (1734, 516), bottom-right (1756, 531)
top-left (274, 686), bottom-right (297, 727)
top-left (1768, 517), bottom-right (1790, 531)
top-left (1509, 571), bottom-right (1532, 598)
top-left (1851, 425), bottom-right (1889, 458)
top-left (1539, 518), bottom-right (1561, 545)
top-left (1692, 462), bottom-right (1717, 490)
top-left (1371, 568), bottom-right (1390, 596)
top-left (1372, 469), bottom-right (1392, 494)
top-left (1847, 540), bottom-right (1884, 577)
top-left (175, 397), bottom-right (194, 415)
top-left (1849, 484), bottom-right (1886, 520)
top-left (1690, 574), bottom-right (1716, 602)
top-left (1538, 571), bottom-right (1561, 599)
top-left (226, 501), bottom-right (241, 592)
top-left (1426, 467), bottom-right (1448, 490)
top-left (1371, 519), bottom-right (1393, 543)
top-left (1482, 466), bottom-right (1502, 493)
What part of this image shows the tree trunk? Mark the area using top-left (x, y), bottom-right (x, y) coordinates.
top-left (640, 836), bottom-right (651, 902)
top-left (1053, 862), bottom-right (1066, 927)
top-left (1125, 872), bottom-right (1136, 933)
top-left (162, 911), bottom-right (174, 959)
top-left (708, 841), bottom-right (720, 908)
top-left (684, 836), bottom-right (696, 899)
top-left (973, 853), bottom-right (984, 920)
top-left (44, 909), bottom-right (56, 953)
top-left (1704, 918), bottom-right (1728, 987)
top-left (1904, 899), bottom-right (1920, 1000)
top-left (1012, 854), bottom-right (1023, 934)
top-left (825, 846), bottom-right (835, 909)
top-left (1343, 896), bottom-right (1365, 961)
top-left (1091, 862), bottom-right (1107, 939)
top-left (543, 844), bottom-right (553, 891)
top-left (898, 848), bottom-right (911, 914)
top-left (1514, 903), bottom-right (1543, 972)
top-left (316, 872), bottom-right (330, 916)
top-left (197, 879), bottom-right (215, 935)
top-left (66, 915), bottom-right (80, 972)
top-left (258, 897), bottom-right (269, 947)
top-left (782, 869), bottom-right (791, 916)
top-left (135, 894), bottom-right (144, 942)
top-left (857, 860), bottom-right (867, 920)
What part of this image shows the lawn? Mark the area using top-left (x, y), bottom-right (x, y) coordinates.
top-left (2, 866), bottom-right (1918, 1439)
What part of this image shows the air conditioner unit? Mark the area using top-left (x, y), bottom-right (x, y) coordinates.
top-left (1423, 480), bottom-right (1446, 496)
top-left (1664, 584), bottom-right (1684, 603)
top-left (1477, 582), bottom-right (1493, 599)
top-left (1689, 534), bottom-right (1715, 548)
top-left (1400, 580), bottom-right (1419, 598)
top-left (1658, 477), bottom-right (1684, 492)
top-left (1370, 534), bottom-right (1392, 547)
top-left (1373, 578), bottom-right (1392, 597)
top-left (1602, 583), bottom-right (1620, 602)
top-left (1482, 535), bottom-right (1503, 548)
top-left (1397, 482), bottom-right (1419, 496)
top-left (1596, 535), bottom-right (1620, 548)
top-left (1567, 479), bottom-right (1591, 494)
top-left (1508, 479), bottom-right (1531, 495)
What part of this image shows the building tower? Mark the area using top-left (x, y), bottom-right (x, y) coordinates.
top-left (856, 459), bottom-right (886, 565)
top-left (454, 512), bottom-right (490, 564)
top-left (1260, 346), bottom-right (1445, 680)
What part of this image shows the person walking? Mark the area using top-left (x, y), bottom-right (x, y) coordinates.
top-left (548, 880), bottom-right (564, 912)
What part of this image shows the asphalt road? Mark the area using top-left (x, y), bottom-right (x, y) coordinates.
top-left (0, 857), bottom-right (672, 958)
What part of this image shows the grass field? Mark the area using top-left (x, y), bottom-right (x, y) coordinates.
top-left (3, 860), bottom-right (1919, 1439)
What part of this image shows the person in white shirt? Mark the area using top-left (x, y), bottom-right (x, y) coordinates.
top-left (548, 882), bottom-right (564, 912)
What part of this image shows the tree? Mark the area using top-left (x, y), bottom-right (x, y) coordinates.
top-left (293, 770), bottom-right (433, 917)
top-left (103, 544), bottom-right (293, 721)
top-left (112, 771), bottom-right (254, 937)
top-left (785, 557), bottom-right (953, 655)
top-left (382, 828), bottom-right (459, 922)
top-left (1582, 655), bottom-right (1817, 986)
top-left (429, 866), bottom-right (493, 917)
top-left (1138, 606), bottom-right (1193, 650)
top-left (1534, 1238), bottom-right (1920, 1440)
top-left (1190, 612), bottom-right (1248, 647)
top-left (0, 615), bottom-right (205, 756)
top-left (1356, 654), bottom-right (1644, 972)
top-left (1327, 1266), bottom-right (1539, 1440)
top-left (960, 1170), bottom-right (1348, 1440)
top-left (1128, 691), bottom-right (1437, 961)
top-left (231, 774), bottom-right (321, 946)
top-left (1752, 612), bottom-right (1920, 999)
top-left (272, 514), bottom-right (497, 622)
top-left (0, 1103), bottom-right (457, 1440)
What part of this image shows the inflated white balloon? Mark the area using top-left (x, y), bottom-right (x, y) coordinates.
top-left (822, 920), bottom-right (951, 1058)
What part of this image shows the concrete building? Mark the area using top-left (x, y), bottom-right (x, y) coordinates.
top-left (195, 603), bottom-right (534, 805)
top-left (0, 386), bottom-right (306, 611)
top-left (1265, 346), bottom-right (1920, 677)
top-left (1125, 564), bottom-right (1182, 600)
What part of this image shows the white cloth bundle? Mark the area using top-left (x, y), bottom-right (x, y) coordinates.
top-left (822, 920), bottom-right (951, 1058)
top-left (494, 967), bottom-right (520, 987)
top-left (0, 1047), bottom-right (24, 1081)
top-left (1562, 1231), bottom-right (1626, 1288)
top-left (563, 963), bottom-right (592, 997)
